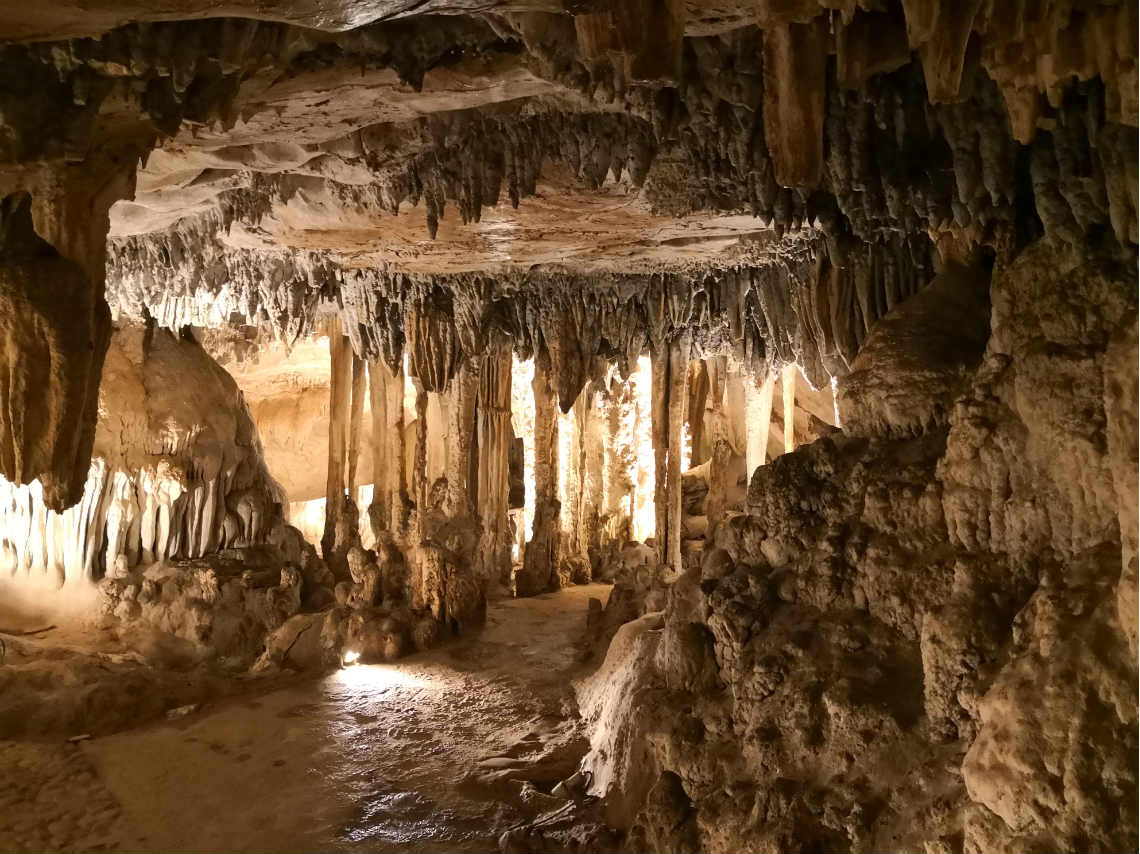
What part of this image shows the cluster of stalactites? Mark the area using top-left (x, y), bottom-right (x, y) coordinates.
top-left (365, 112), bottom-right (657, 238)
top-left (108, 229), bottom-right (933, 405)
top-left (0, 15), bottom-right (516, 162)
top-left (0, 456), bottom-right (281, 585)
top-left (637, 38), bottom-right (1136, 250)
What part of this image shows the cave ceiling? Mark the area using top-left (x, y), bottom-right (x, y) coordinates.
top-left (0, 0), bottom-right (1136, 459)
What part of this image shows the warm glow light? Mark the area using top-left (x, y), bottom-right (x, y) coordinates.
top-left (402, 352), bottom-right (416, 422)
top-left (288, 486), bottom-right (375, 551)
top-left (510, 356), bottom-right (536, 542)
top-left (342, 649), bottom-right (361, 666)
top-left (329, 663), bottom-right (432, 692)
top-left (557, 407), bottom-right (574, 534)
top-left (288, 497), bottom-right (327, 546)
top-left (631, 355), bottom-right (655, 542)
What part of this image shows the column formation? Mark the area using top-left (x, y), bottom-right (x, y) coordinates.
top-left (474, 341), bottom-right (513, 585)
top-left (650, 335), bottom-right (691, 572)
top-left (745, 372), bottom-right (775, 483)
top-left (366, 357), bottom-right (408, 541)
top-left (321, 315), bottom-right (354, 576)
top-left (517, 361), bottom-right (560, 596)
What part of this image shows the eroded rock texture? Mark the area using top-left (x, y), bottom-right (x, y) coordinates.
top-left (0, 2), bottom-right (1134, 849)
top-left (0, 322), bottom-right (287, 584)
top-left (580, 239), bottom-right (1138, 853)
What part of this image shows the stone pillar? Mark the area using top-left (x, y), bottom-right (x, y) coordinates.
top-left (687, 360), bottom-right (710, 466)
top-left (412, 378), bottom-right (429, 542)
top-left (408, 376), bottom-right (430, 610)
top-left (745, 371), bottom-right (775, 481)
top-left (650, 335), bottom-right (691, 572)
top-left (781, 363), bottom-right (797, 455)
top-left (651, 347), bottom-right (669, 564)
top-left (321, 316), bottom-right (352, 565)
top-left (446, 358), bottom-right (478, 519)
top-left (665, 334), bottom-right (690, 573)
top-left (367, 358), bottom-right (387, 534)
top-left (368, 357), bottom-right (409, 541)
top-left (475, 341), bottom-right (512, 585)
top-left (580, 388), bottom-right (607, 578)
top-left (517, 361), bottom-right (559, 596)
top-left (347, 353), bottom-right (366, 495)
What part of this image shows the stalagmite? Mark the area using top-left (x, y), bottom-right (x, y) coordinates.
top-left (745, 372), bottom-right (775, 480)
top-left (704, 438), bottom-right (733, 534)
top-left (781, 363), bottom-right (796, 455)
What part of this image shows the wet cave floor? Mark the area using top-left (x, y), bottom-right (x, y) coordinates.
top-left (0, 584), bottom-right (611, 853)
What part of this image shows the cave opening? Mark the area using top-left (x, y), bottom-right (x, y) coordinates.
top-left (0, 3), bottom-right (1136, 853)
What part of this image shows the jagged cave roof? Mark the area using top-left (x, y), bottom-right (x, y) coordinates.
top-left (1, 1), bottom-right (1134, 402)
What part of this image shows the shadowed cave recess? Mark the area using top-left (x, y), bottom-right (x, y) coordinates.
top-left (0, 1), bottom-right (1136, 852)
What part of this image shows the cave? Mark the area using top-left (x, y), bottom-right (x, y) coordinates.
top-left (0, 2), bottom-right (1135, 852)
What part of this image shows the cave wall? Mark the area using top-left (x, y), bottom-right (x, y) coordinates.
top-left (580, 240), bottom-right (1138, 852)
top-left (0, 322), bottom-right (285, 586)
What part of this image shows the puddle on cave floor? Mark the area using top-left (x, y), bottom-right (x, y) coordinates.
top-left (6, 584), bottom-right (609, 854)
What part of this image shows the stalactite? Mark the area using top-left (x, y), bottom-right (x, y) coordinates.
top-left (407, 297), bottom-right (459, 394)
top-left (704, 438), bottom-right (734, 535)
top-left (0, 325), bottom-right (284, 584)
top-left (762, 19), bottom-right (829, 189)
top-left (0, 191), bottom-right (113, 512)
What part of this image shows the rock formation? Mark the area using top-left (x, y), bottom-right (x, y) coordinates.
top-left (0, 1), bottom-right (1134, 851)
top-left (577, 242), bottom-right (1138, 853)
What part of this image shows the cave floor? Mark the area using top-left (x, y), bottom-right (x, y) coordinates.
top-left (0, 583), bottom-right (610, 853)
